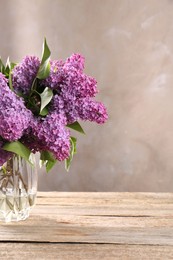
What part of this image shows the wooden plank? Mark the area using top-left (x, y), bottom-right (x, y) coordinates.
top-left (1, 215), bottom-right (173, 244)
top-left (1, 243), bottom-right (173, 260)
top-left (36, 192), bottom-right (173, 217)
top-left (37, 192), bottom-right (173, 199)
top-left (0, 192), bottom-right (173, 245)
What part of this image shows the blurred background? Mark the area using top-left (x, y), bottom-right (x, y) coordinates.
top-left (1, 0), bottom-right (173, 191)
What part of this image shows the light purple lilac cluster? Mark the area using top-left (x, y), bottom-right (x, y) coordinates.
top-left (0, 52), bottom-right (108, 166)
top-left (45, 54), bottom-right (108, 124)
top-left (0, 73), bottom-right (32, 163)
top-left (12, 56), bottom-right (40, 95)
top-left (0, 73), bottom-right (32, 141)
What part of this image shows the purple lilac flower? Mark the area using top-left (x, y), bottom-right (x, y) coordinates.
top-left (52, 94), bottom-right (78, 124)
top-left (43, 54), bottom-right (98, 98)
top-left (21, 126), bottom-right (44, 154)
top-left (65, 53), bottom-right (85, 73)
top-left (47, 53), bottom-right (108, 124)
top-left (27, 113), bottom-right (70, 161)
top-left (76, 98), bottom-right (108, 124)
top-left (61, 71), bottom-right (98, 98)
top-left (52, 94), bottom-right (108, 125)
top-left (0, 141), bottom-right (12, 166)
top-left (0, 73), bottom-right (32, 141)
top-left (64, 53), bottom-right (98, 98)
top-left (12, 56), bottom-right (40, 95)
top-left (41, 60), bottom-right (67, 90)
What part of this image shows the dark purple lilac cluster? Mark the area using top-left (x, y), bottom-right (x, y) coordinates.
top-left (0, 140), bottom-right (12, 166)
top-left (0, 50), bottom-right (108, 167)
top-left (30, 113), bottom-right (70, 161)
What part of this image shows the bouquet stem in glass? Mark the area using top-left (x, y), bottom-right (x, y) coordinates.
top-left (0, 154), bottom-right (37, 222)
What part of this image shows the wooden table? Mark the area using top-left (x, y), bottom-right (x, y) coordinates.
top-left (1, 192), bottom-right (173, 259)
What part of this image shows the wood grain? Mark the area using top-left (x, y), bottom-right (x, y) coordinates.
top-left (36, 192), bottom-right (173, 217)
top-left (0, 243), bottom-right (173, 260)
top-left (0, 192), bottom-right (173, 258)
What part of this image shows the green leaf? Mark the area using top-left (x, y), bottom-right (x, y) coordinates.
top-left (4, 58), bottom-right (16, 76)
top-left (5, 57), bottom-right (10, 75)
top-left (65, 137), bottom-right (77, 171)
top-left (39, 87), bottom-right (53, 114)
top-left (71, 136), bottom-right (77, 154)
top-left (40, 151), bottom-right (55, 162)
top-left (8, 71), bottom-right (14, 91)
top-left (37, 38), bottom-right (51, 79)
top-left (46, 160), bottom-right (57, 172)
top-left (2, 141), bottom-right (32, 164)
top-left (10, 62), bottom-right (17, 70)
top-left (40, 107), bottom-right (49, 116)
top-left (1, 166), bottom-right (7, 175)
top-left (0, 58), bottom-right (5, 74)
top-left (31, 78), bottom-right (37, 91)
top-left (40, 151), bottom-right (57, 172)
top-left (67, 121), bottom-right (85, 134)
top-left (3, 58), bottom-right (16, 89)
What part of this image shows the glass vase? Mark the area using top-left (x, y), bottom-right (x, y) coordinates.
top-left (0, 154), bottom-right (37, 222)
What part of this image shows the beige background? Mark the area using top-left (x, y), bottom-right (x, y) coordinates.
top-left (1, 0), bottom-right (173, 191)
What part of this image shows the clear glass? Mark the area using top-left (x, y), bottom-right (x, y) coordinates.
top-left (0, 154), bottom-right (37, 222)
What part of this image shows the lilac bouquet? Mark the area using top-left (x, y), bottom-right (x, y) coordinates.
top-left (0, 39), bottom-right (108, 172)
